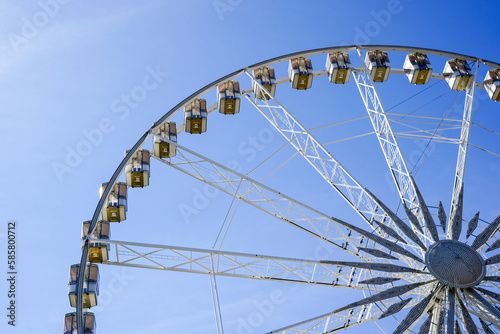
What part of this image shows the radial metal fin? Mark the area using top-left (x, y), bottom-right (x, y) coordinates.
top-left (374, 220), bottom-right (407, 244)
top-left (365, 188), bottom-right (427, 251)
top-left (463, 288), bottom-right (500, 330)
top-left (442, 288), bottom-right (455, 334)
top-left (471, 215), bottom-right (500, 251)
top-left (479, 318), bottom-right (495, 334)
top-left (457, 294), bottom-right (479, 334)
top-left (393, 293), bottom-right (435, 334)
top-left (466, 211), bottom-right (480, 239)
top-left (439, 201), bottom-right (447, 233)
top-left (359, 277), bottom-right (400, 285)
top-left (410, 176), bottom-right (440, 242)
top-left (333, 280), bottom-right (432, 314)
top-left (358, 247), bottom-right (398, 260)
top-left (418, 313), bottom-right (432, 334)
top-left (448, 186), bottom-right (464, 240)
top-left (486, 253), bottom-right (500, 265)
top-left (337, 217), bottom-right (424, 264)
top-left (403, 203), bottom-right (424, 234)
top-left (319, 260), bottom-right (422, 273)
top-left (476, 287), bottom-right (500, 303)
top-left (484, 276), bottom-right (500, 282)
top-left (487, 239), bottom-right (500, 252)
top-left (454, 320), bottom-right (463, 334)
top-left (378, 298), bottom-right (411, 319)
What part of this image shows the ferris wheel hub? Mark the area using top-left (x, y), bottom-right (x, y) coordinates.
top-left (425, 239), bottom-right (485, 288)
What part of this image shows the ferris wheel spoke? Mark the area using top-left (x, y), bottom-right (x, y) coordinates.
top-left (471, 215), bottom-right (500, 252)
top-left (448, 61), bottom-right (479, 240)
top-left (243, 75), bottom-right (427, 260)
top-left (269, 281), bottom-right (434, 334)
top-left (94, 239), bottom-right (423, 289)
top-left (457, 293), bottom-right (480, 334)
top-left (153, 135), bottom-right (425, 267)
top-left (441, 288), bottom-right (456, 334)
top-left (476, 287), bottom-right (500, 303)
top-left (352, 50), bottom-right (417, 209)
top-left (418, 313), bottom-right (432, 334)
top-left (393, 284), bottom-right (442, 334)
top-left (462, 288), bottom-right (500, 330)
top-left (429, 292), bottom-right (446, 334)
top-left (364, 187), bottom-right (427, 251)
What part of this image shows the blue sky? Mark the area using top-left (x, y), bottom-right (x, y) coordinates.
top-left (1, 1), bottom-right (500, 333)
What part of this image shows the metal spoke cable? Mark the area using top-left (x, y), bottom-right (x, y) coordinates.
top-left (212, 178), bottom-right (244, 250)
top-left (411, 92), bottom-right (462, 175)
top-left (258, 150), bottom-right (300, 184)
top-left (246, 139), bottom-right (295, 176)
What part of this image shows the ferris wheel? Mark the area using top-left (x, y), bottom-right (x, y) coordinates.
top-left (64, 45), bottom-right (500, 334)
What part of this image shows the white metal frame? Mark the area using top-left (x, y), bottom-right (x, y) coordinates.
top-left (72, 46), bottom-right (500, 334)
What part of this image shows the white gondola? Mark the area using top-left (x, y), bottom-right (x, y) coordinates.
top-left (68, 264), bottom-right (99, 309)
top-left (404, 52), bottom-right (432, 85)
top-left (125, 149), bottom-right (150, 188)
top-left (253, 66), bottom-right (276, 100)
top-left (288, 57), bottom-right (313, 90)
top-left (218, 80), bottom-right (241, 114)
top-left (365, 50), bottom-right (390, 82)
top-left (100, 182), bottom-right (127, 222)
top-left (64, 312), bottom-right (96, 334)
top-left (153, 122), bottom-right (177, 158)
top-left (326, 52), bottom-right (351, 84)
top-left (443, 59), bottom-right (472, 91)
top-left (185, 99), bottom-right (207, 134)
top-left (82, 220), bottom-right (110, 263)
top-left (484, 69), bottom-right (500, 101)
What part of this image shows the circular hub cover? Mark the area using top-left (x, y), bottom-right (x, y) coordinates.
top-left (425, 240), bottom-right (485, 288)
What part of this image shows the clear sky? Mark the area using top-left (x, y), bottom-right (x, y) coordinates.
top-left (1, 1), bottom-right (500, 333)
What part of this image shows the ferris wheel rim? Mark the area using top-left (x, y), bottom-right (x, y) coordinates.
top-left (73, 45), bottom-right (500, 334)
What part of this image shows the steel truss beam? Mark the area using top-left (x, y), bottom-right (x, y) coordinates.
top-left (243, 72), bottom-right (428, 259)
top-left (352, 50), bottom-right (417, 208)
top-left (152, 135), bottom-right (425, 271)
top-left (448, 61), bottom-right (479, 240)
top-left (95, 239), bottom-right (427, 290)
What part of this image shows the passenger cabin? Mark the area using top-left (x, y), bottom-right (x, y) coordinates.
top-left (484, 69), bottom-right (500, 101)
top-left (64, 312), bottom-right (96, 334)
top-left (125, 150), bottom-right (150, 188)
top-left (365, 50), bottom-right (391, 82)
top-left (82, 220), bottom-right (110, 263)
top-left (185, 99), bottom-right (207, 134)
top-left (68, 264), bottom-right (99, 308)
top-left (288, 57), bottom-right (313, 90)
top-left (326, 52), bottom-right (352, 84)
top-left (253, 66), bottom-right (276, 100)
top-left (404, 53), bottom-right (432, 85)
top-left (153, 122), bottom-right (177, 158)
top-left (100, 182), bottom-right (127, 222)
top-left (443, 59), bottom-right (472, 91)
top-left (218, 81), bottom-right (241, 114)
